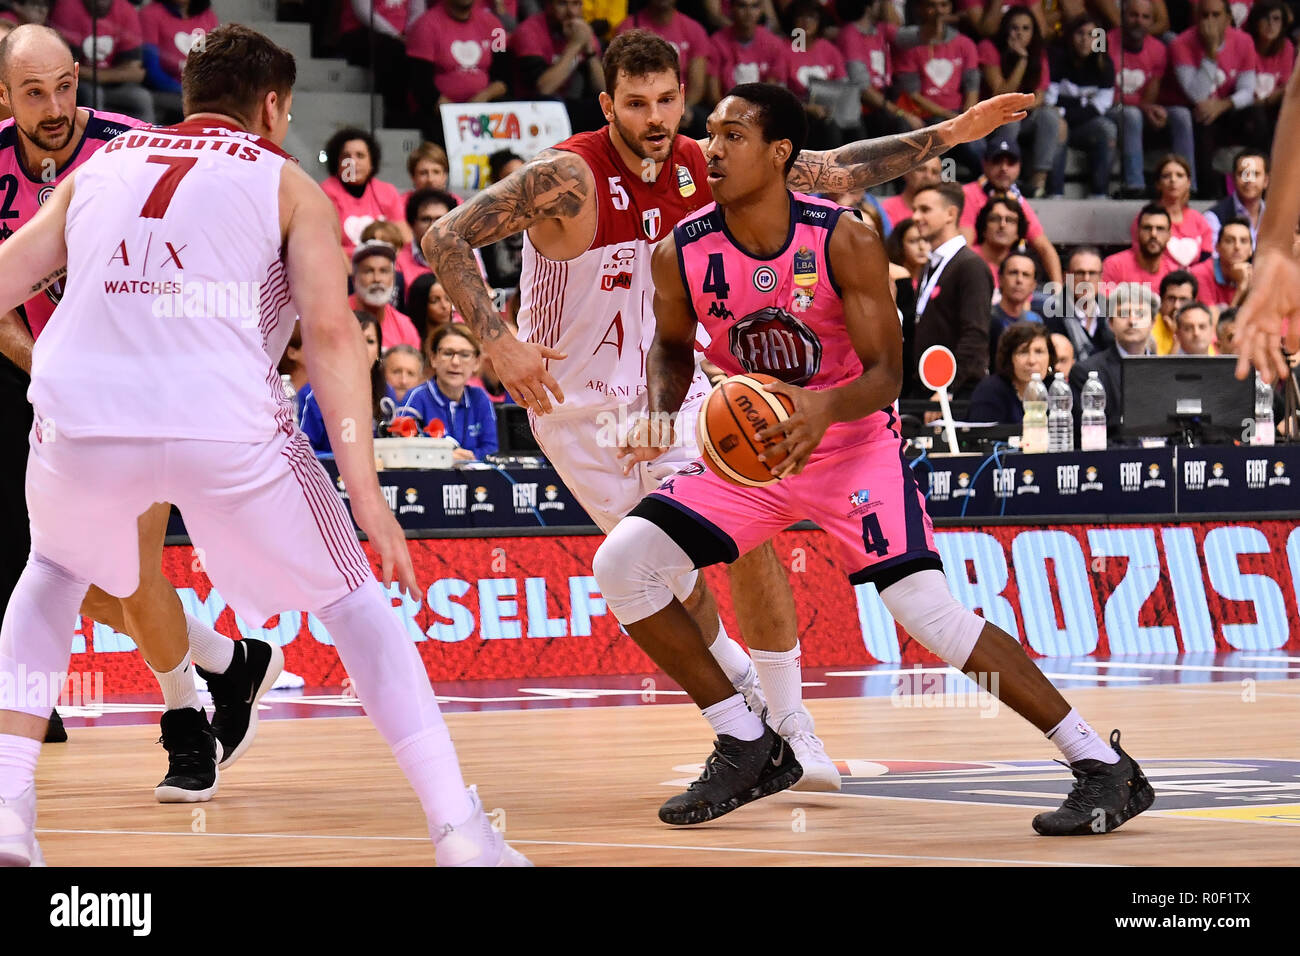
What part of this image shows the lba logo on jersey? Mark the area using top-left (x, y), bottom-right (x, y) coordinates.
top-left (728, 307), bottom-right (823, 385)
top-left (37, 184), bottom-right (56, 206)
top-left (642, 207), bottom-right (662, 240)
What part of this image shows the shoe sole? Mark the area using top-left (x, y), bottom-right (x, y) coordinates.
top-left (659, 763), bottom-right (804, 826)
top-left (790, 763), bottom-right (843, 793)
top-left (218, 641), bottom-right (284, 770)
top-left (0, 841), bottom-right (36, 867)
top-left (155, 740), bottom-right (223, 804)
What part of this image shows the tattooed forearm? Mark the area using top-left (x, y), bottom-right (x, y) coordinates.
top-left (786, 126), bottom-right (951, 193)
top-left (423, 149), bottom-right (590, 347)
top-left (28, 266), bottom-right (66, 295)
top-left (647, 336), bottom-right (697, 417)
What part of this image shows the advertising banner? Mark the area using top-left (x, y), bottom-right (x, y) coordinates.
top-left (440, 101), bottom-right (570, 192)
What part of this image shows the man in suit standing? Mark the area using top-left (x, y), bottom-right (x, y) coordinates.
top-left (908, 181), bottom-right (994, 398)
top-left (1069, 282), bottom-right (1159, 438)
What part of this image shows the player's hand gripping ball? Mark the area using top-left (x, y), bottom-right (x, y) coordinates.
top-left (697, 373), bottom-right (794, 486)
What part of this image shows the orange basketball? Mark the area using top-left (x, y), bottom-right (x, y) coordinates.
top-left (697, 373), bottom-right (795, 486)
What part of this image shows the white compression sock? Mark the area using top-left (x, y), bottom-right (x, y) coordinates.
top-left (750, 642), bottom-right (803, 727)
top-left (315, 581), bottom-right (473, 827)
top-left (147, 654), bottom-right (201, 712)
top-left (1047, 708), bottom-right (1119, 765)
top-left (708, 627), bottom-right (755, 687)
top-left (701, 693), bottom-right (764, 741)
top-left (0, 734), bottom-right (41, 801)
top-left (186, 615), bottom-right (235, 674)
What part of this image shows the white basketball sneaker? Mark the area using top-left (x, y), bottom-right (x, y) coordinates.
top-left (735, 663), bottom-right (769, 725)
top-left (775, 710), bottom-right (841, 792)
top-left (0, 785), bottom-right (45, 867)
top-left (432, 786), bottom-right (533, 867)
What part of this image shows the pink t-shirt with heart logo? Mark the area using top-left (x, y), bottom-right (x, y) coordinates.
top-left (51, 0), bottom-right (143, 69)
top-left (139, 4), bottom-right (220, 83)
top-left (785, 37), bottom-right (848, 99)
top-left (895, 32), bottom-right (979, 112)
top-left (835, 22), bottom-right (897, 91)
top-left (1253, 40), bottom-right (1295, 100)
top-left (408, 3), bottom-right (505, 103)
top-left (1168, 26), bottom-right (1257, 103)
top-left (1130, 206), bottom-right (1214, 268)
top-left (1106, 30), bottom-right (1168, 106)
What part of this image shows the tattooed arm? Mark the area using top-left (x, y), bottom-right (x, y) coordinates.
top-left (785, 91), bottom-right (1034, 193)
top-left (422, 148), bottom-right (592, 413)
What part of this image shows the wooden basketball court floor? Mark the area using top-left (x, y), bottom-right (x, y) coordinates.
top-left (31, 673), bottom-right (1300, 866)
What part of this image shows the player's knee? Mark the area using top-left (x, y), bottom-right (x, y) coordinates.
top-left (880, 568), bottom-right (984, 668)
top-left (593, 517), bottom-right (692, 625)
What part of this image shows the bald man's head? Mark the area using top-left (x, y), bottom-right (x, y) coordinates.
top-left (0, 25), bottom-right (79, 152)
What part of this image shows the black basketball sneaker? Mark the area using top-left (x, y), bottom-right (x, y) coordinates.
top-left (659, 726), bottom-right (803, 826)
top-left (1032, 729), bottom-right (1155, 835)
top-left (44, 709), bottom-right (66, 743)
top-left (195, 638), bottom-right (283, 770)
top-left (155, 707), bottom-right (222, 803)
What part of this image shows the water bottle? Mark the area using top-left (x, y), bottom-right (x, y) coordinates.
top-left (1253, 373), bottom-right (1275, 446)
top-left (1080, 371), bottom-right (1107, 451)
top-left (281, 373), bottom-right (299, 425)
top-left (1048, 372), bottom-right (1074, 452)
top-left (1021, 373), bottom-right (1049, 453)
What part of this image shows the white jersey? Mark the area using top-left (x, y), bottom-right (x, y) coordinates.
top-left (31, 119), bottom-right (299, 442)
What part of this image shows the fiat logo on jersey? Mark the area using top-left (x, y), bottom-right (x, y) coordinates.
top-left (752, 266), bottom-right (778, 293)
top-left (642, 207), bottom-right (662, 240)
top-left (728, 307), bottom-right (823, 385)
top-left (37, 184), bottom-right (55, 206)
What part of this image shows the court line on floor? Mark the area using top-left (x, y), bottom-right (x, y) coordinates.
top-left (33, 827), bottom-right (1116, 866)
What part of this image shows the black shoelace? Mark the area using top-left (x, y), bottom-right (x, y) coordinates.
top-left (690, 742), bottom-right (742, 790)
top-left (158, 730), bottom-right (214, 777)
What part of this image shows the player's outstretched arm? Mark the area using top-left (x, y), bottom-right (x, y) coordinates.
top-left (784, 92), bottom-right (1034, 193)
top-left (756, 214), bottom-right (903, 477)
top-left (423, 148), bottom-right (593, 413)
top-left (0, 176), bottom-right (72, 319)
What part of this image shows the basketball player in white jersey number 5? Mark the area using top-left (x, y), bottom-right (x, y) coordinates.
top-left (422, 30), bottom-right (1033, 792)
top-left (0, 25), bottom-right (528, 868)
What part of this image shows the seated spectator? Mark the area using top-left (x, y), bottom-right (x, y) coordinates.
top-left (1216, 307), bottom-right (1237, 353)
top-left (1068, 282), bottom-right (1160, 436)
top-left (299, 313), bottom-right (398, 454)
top-left (908, 182), bottom-right (993, 398)
top-left (885, 215), bottom-right (928, 325)
top-left (834, 0), bottom-right (913, 139)
top-left (1167, 0), bottom-right (1264, 198)
top-left (1051, 332), bottom-right (1075, 377)
top-left (972, 195), bottom-right (1029, 286)
top-left (1134, 154), bottom-right (1214, 267)
top-left (51, 0), bottom-right (153, 122)
top-left (990, 251), bottom-right (1042, 359)
top-left (139, 0), bottom-right (217, 124)
top-left (1046, 246), bottom-right (1115, 361)
top-left (785, 0), bottom-right (858, 148)
top-left (360, 219), bottom-right (409, 303)
top-left (482, 151), bottom-right (524, 288)
top-left (1172, 300), bottom-right (1217, 353)
top-left (512, 0), bottom-right (606, 134)
top-left (830, 187), bottom-right (894, 235)
top-left (959, 0), bottom-right (1049, 39)
top-left (1045, 14), bottom-right (1117, 199)
top-left (709, 0), bottom-right (787, 107)
top-left (0, 3), bottom-right (50, 26)
top-left (403, 323), bottom-right (500, 460)
top-left (959, 139), bottom-right (1063, 284)
top-left (337, 0), bottom-right (419, 128)
top-left (384, 343), bottom-right (425, 403)
top-left (1189, 216), bottom-right (1253, 307)
top-left (1205, 149), bottom-right (1268, 246)
top-left (969, 319), bottom-right (1057, 424)
top-left (1245, 0), bottom-right (1293, 148)
top-left (1153, 268), bottom-right (1198, 353)
top-left (881, 157), bottom-right (942, 228)
top-left (1103, 203), bottom-right (1174, 289)
top-left (617, 1), bottom-right (712, 137)
top-left (977, 6), bottom-right (1060, 197)
top-left (1108, 0), bottom-right (1194, 198)
top-left (350, 241), bottom-right (421, 350)
top-left (397, 188), bottom-right (456, 292)
top-left (404, 271), bottom-right (457, 343)
top-left (893, 0), bottom-right (985, 176)
top-left (405, 141), bottom-right (455, 207)
top-left (321, 128), bottom-right (411, 261)
top-left (407, 0), bottom-right (507, 141)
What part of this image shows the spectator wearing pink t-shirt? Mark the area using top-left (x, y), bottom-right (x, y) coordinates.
top-left (320, 128), bottom-right (412, 264)
top-left (139, 1), bottom-right (219, 123)
top-left (337, 1), bottom-right (423, 129)
top-left (956, 0), bottom-right (1047, 39)
top-left (709, 0), bottom-right (787, 104)
top-left (350, 241), bottom-right (422, 351)
top-left (51, 0), bottom-right (153, 123)
top-left (833, 0), bottom-right (913, 139)
top-left (959, 139), bottom-right (1064, 285)
top-left (1188, 216), bottom-right (1253, 308)
top-left (1134, 154), bottom-right (1215, 267)
top-left (1102, 204), bottom-right (1175, 292)
top-left (511, 0), bottom-right (606, 134)
top-left (785, 0), bottom-right (856, 148)
top-left (407, 0), bottom-right (507, 141)
top-left (881, 155), bottom-right (943, 228)
top-left (617, 0), bottom-right (712, 137)
top-left (1244, 0), bottom-right (1294, 148)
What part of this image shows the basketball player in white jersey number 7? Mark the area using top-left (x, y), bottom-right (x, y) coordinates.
top-left (424, 30), bottom-right (1032, 792)
top-left (0, 24), bottom-right (528, 867)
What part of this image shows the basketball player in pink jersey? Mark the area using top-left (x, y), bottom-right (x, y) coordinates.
top-left (0, 24), bottom-right (275, 803)
top-left (425, 30), bottom-right (1033, 793)
top-left (597, 83), bottom-right (1156, 832)
top-left (0, 24), bottom-right (528, 867)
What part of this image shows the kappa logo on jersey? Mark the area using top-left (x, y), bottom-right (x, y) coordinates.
top-left (752, 265), bottom-right (778, 293)
top-left (728, 307), bottom-right (823, 385)
top-left (642, 207), bottom-right (662, 241)
top-left (677, 164), bottom-right (696, 198)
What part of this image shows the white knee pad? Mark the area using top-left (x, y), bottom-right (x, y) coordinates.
top-left (879, 568), bottom-right (985, 669)
top-left (0, 553), bottom-right (89, 718)
top-left (593, 517), bottom-right (697, 625)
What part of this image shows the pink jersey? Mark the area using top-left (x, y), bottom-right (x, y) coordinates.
top-left (0, 109), bottom-right (142, 340)
top-left (139, 3), bottom-right (220, 83)
top-left (786, 38), bottom-right (848, 99)
top-left (1107, 31), bottom-right (1167, 106)
top-left (30, 118), bottom-right (300, 442)
top-left (319, 174), bottom-right (406, 257)
top-left (710, 26), bottom-right (790, 89)
top-left (1100, 247), bottom-right (1173, 290)
top-left (1253, 40), bottom-right (1294, 99)
top-left (407, 3), bottom-right (504, 102)
top-left (51, 0), bottom-right (143, 68)
top-left (960, 179), bottom-right (1045, 241)
top-left (617, 10), bottom-right (712, 66)
top-left (894, 33), bottom-right (980, 112)
top-left (836, 22), bottom-right (894, 92)
top-left (675, 192), bottom-right (887, 452)
top-left (517, 127), bottom-right (712, 413)
top-left (1168, 26), bottom-right (1257, 104)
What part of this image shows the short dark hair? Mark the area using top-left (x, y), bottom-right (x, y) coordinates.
top-left (182, 24), bottom-right (296, 127)
top-left (405, 187), bottom-right (457, 228)
top-left (1174, 300), bottom-right (1213, 328)
top-left (488, 149), bottom-right (524, 184)
top-left (916, 181), bottom-right (965, 217)
top-left (1219, 216), bottom-right (1254, 242)
top-left (1160, 269), bottom-right (1198, 297)
top-left (995, 320), bottom-right (1055, 383)
top-left (325, 127), bottom-right (380, 180)
top-left (1137, 203), bottom-right (1171, 227)
top-left (1067, 244), bottom-right (1102, 270)
top-left (975, 195), bottom-right (1028, 243)
top-left (999, 250), bottom-right (1037, 279)
top-left (1233, 147), bottom-right (1269, 175)
top-left (603, 29), bottom-right (680, 96)
top-left (724, 82), bottom-right (808, 175)
top-left (884, 217), bottom-right (917, 266)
